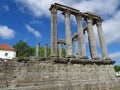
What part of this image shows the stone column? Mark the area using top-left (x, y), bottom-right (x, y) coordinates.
top-left (36, 42), bottom-right (40, 57)
top-left (44, 44), bottom-right (48, 58)
top-left (75, 15), bottom-right (88, 59)
top-left (73, 38), bottom-right (79, 58)
top-left (96, 19), bottom-right (110, 60)
top-left (64, 11), bottom-right (73, 57)
top-left (58, 43), bottom-right (62, 58)
top-left (58, 39), bottom-right (66, 58)
top-left (87, 18), bottom-right (99, 59)
top-left (50, 7), bottom-right (58, 57)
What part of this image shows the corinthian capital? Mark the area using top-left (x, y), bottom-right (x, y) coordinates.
top-left (96, 18), bottom-right (103, 26)
top-left (75, 14), bottom-right (82, 21)
top-left (50, 8), bottom-right (57, 14)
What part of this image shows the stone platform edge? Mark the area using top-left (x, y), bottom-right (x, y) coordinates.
top-left (11, 57), bottom-right (115, 65)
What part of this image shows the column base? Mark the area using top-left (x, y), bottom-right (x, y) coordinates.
top-left (66, 55), bottom-right (75, 58)
top-left (103, 57), bottom-right (111, 60)
top-left (92, 57), bottom-right (100, 60)
top-left (50, 55), bottom-right (59, 57)
top-left (80, 56), bottom-right (89, 59)
top-left (50, 53), bottom-right (59, 57)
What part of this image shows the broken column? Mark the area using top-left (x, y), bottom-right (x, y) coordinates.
top-left (63, 11), bottom-right (73, 57)
top-left (36, 42), bottom-right (40, 57)
top-left (49, 6), bottom-right (58, 57)
top-left (75, 14), bottom-right (88, 59)
top-left (96, 19), bottom-right (110, 60)
top-left (87, 18), bottom-right (99, 59)
top-left (44, 44), bottom-right (48, 58)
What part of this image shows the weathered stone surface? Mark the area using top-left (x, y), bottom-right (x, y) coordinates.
top-left (64, 11), bottom-right (73, 57)
top-left (96, 20), bottom-right (110, 60)
top-left (0, 58), bottom-right (120, 90)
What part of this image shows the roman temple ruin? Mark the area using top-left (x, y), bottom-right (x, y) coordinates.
top-left (50, 3), bottom-right (109, 60)
top-left (0, 3), bottom-right (120, 90)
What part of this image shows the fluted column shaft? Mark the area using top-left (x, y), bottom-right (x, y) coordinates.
top-left (58, 43), bottom-right (62, 58)
top-left (76, 15), bottom-right (87, 59)
top-left (36, 43), bottom-right (40, 57)
top-left (50, 8), bottom-right (58, 57)
top-left (87, 18), bottom-right (99, 59)
top-left (44, 44), bottom-right (48, 58)
top-left (96, 20), bottom-right (109, 60)
top-left (64, 11), bottom-right (73, 57)
top-left (74, 38), bottom-right (79, 58)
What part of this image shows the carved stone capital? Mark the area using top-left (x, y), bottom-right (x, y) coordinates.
top-left (96, 19), bottom-right (103, 26)
top-left (75, 14), bottom-right (82, 21)
top-left (72, 32), bottom-right (78, 41)
top-left (50, 8), bottom-right (57, 14)
top-left (73, 37), bottom-right (78, 41)
top-left (87, 17), bottom-right (93, 23)
top-left (58, 39), bottom-right (66, 45)
top-left (63, 10), bottom-right (70, 17)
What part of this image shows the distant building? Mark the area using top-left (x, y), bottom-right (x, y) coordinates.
top-left (116, 71), bottom-right (120, 76)
top-left (0, 44), bottom-right (16, 60)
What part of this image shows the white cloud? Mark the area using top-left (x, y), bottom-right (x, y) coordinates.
top-left (30, 19), bottom-right (42, 25)
top-left (72, 0), bottom-right (119, 17)
top-left (103, 11), bottom-right (120, 44)
top-left (2, 5), bottom-right (10, 12)
top-left (26, 24), bottom-right (41, 38)
top-left (19, 7), bottom-right (25, 13)
top-left (15, 0), bottom-right (120, 17)
top-left (15, 0), bottom-right (120, 44)
top-left (15, 0), bottom-right (61, 17)
top-left (0, 25), bottom-right (15, 39)
top-left (90, 10), bottom-right (120, 45)
top-left (109, 52), bottom-right (120, 65)
top-left (109, 52), bottom-right (120, 59)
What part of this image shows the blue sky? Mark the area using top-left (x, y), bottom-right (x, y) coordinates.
top-left (0, 0), bottom-right (120, 65)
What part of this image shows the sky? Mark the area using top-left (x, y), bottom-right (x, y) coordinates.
top-left (0, 0), bottom-right (120, 65)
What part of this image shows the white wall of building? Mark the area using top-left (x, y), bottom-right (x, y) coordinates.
top-left (0, 50), bottom-right (16, 59)
top-left (116, 71), bottom-right (120, 76)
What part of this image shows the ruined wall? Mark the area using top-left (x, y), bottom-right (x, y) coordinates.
top-left (0, 58), bottom-right (120, 90)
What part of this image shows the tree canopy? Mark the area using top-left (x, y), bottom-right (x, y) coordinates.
top-left (13, 40), bottom-right (35, 57)
top-left (13, 40), bottom-right (66, 57)
top-left (114, 65), bottom-right (120, 72)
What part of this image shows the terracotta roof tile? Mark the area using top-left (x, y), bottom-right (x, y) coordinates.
top-left (0, 44), bottom-right (15, 51)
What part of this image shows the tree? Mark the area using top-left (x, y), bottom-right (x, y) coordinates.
top-left (39, 47), bottom-right (44, 57)
top-left (62, 48), bottom-right (66, 57)
top-left (13, 40), bottom-right (35, 57)
top-left (13, 40), bottom-right (66, 57)
top-left (39, 46), bottom-right (50, 57)
top-left (114, 65), bottom-right (120, 72)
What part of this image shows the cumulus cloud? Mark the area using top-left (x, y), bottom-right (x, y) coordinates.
top-left (15, 0), bottom-right (61, 17)
top-left (2, 5), bottom-right (10, 12)
top-left (26, 24), bottom-right (41, 38)
top-left (109, 52), bottom-right (120, 59)
top-left (72, 0), bottom-right (119, 17)
top-left (103, 11), bottom-right (120, 44)
top-left (15, 0), bottom-right (120, 44)
top-left (92, 10), bottom-right (120, 45)
top-left (30, 19), bottom-right (42, 25)
top-left (0, 25), bottom-right (15, 39)
top-left (15, 0), bottom-right (119, 17)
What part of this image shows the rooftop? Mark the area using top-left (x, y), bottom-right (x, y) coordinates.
top-left (0, 44), bottom-right (15, 51)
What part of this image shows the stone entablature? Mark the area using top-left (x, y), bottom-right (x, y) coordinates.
top-left (49, 3), bottom-right (110, 60)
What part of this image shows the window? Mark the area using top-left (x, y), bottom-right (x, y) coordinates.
top-left (5, 53), bottom-right (8, 56)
